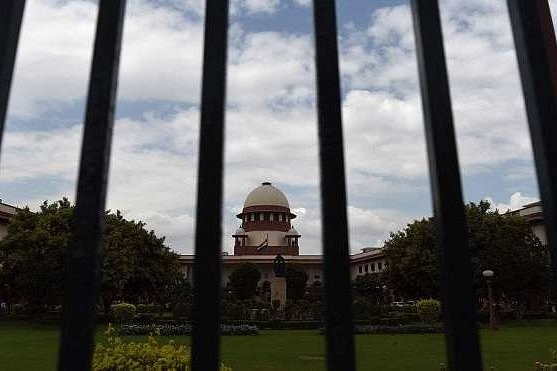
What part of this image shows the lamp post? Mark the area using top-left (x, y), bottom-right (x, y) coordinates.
top-left (482, 270), bottom-right (495, 330)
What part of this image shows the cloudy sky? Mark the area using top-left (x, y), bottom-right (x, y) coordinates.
top-left (1, 0), bottom-right (554, 254)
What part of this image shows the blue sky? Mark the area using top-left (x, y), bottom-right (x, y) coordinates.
top-left (1, 0), bottom-right (553, 254)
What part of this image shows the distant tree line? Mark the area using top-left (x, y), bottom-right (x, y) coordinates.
top-left (0, 198), bottom-right (182, 315)
top-left (383, 200), bottom-right (549, 311)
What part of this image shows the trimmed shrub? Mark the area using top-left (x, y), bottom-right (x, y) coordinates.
top-left (111, 303), bottom-right (136, 324)
top-left (416, 299), bottom-right (441, 324)
top-left (93, 324), bottom-right (232, 370)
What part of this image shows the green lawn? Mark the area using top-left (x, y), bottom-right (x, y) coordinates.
top-left (0, 321), bottom-right (556, 370)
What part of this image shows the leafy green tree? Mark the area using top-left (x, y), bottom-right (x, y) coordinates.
top-left (285, 264), bottom-right (308, 302)
top-left (0, 199), bottom-right (72, 313)
top-left (100, 210), bottom-right (181, 312)
top-left (228, 262), bottom-right (261, 300)
top-left (383, 200), bottom-right (548, 304)
top-left (353, 273), bottom-right (382, 294)
top-left (383, 218), bottom-right (439, 299)
top-left (0, 199), bottom-right (181, 315)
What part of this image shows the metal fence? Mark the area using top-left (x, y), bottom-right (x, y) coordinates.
top-left (0, 1), bottom-right (556, 370)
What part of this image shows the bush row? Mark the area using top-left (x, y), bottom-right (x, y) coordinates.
top-left (118, 323), bottom-right (258, 336)
top-left (354, 324), bottom-right (444, 335)
top-left (317, 324), bottom-right (444, 335)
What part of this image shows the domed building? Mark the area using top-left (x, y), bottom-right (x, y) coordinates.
top-left (178, 182), bottom-right (386, 288)
top-left (233, 182), bottom-right (301, 256)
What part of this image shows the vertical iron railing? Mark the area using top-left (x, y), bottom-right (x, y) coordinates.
top-left (0, 0), bottom-right (554, 370)
top-left (0, 0), bottom-right (25, 158)
top-left (410, 1), bottom-right (483, 370)
top-left (191, 0), bottom-right (229, 370)
top-left (507, 0), bottom-right (557, 306)
top-left (58, 1), bottom-right (126, 370)
top-left (312, 0), bottom-right (355, 370)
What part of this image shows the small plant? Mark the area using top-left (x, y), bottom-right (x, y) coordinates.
top-left (93, 324), bottom-right (232, 370)
top-left (111, 303), bottom-right (136, 324)
top-left (416, 299), bottom-right (441, 324)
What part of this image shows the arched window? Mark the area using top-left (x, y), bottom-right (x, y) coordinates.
top-left (250, 214), bottom-right (255, 221)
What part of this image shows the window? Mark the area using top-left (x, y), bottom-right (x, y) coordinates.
top-left (371, 263), bottom-right (375, 272)
top-left (259, 213), bottom-right (264, 221)
top-left (364, 264), bottom-right (368, 273)
top-left (278, 214), bottom-right (283, 221)
top-left (358, 266), bottom-right (362, 274)
top-left (270, 213), bottom-right (274, 221)
top-left (250, 214), bottom-right (255, 221)
top-left (378, 262), bottom-right (382, 271)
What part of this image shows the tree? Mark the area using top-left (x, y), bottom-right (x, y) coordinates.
top-left (383, 218), bottom-right (439, 299)
top-left (285, 264), bottom-right (308, 302)
top-left (0, 199), bottom-right (181, 315)
top-left (383, 200), bottom-right (548, 305)
top-left (100, 211), bottom-right (181, 313)
top-left (0, 199), bottom-right (72, 313)
top-left (228, 262), bottom-right (261, 300)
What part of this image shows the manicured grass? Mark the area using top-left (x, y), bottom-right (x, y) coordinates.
top-left (0, 320), bottom-right (556, 370)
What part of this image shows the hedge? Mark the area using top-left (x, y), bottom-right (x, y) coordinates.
top-left (118, 323), bottom-right (258, 336)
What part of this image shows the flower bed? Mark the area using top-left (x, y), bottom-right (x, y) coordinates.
top-left (118, 323), bottom-right (258, 336)
top-left (94, 324), bottom-right (232, 370)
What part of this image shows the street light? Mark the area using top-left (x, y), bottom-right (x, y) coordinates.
top-left (482, 270), bottom-right (496, 330)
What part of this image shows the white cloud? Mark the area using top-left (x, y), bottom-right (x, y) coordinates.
top-left (8, 0), bottom-right (205, 117)
top-left (236, 0), bottom-right (281, 14)
top-left (2, 0), bottom-right (549, 255)
top-left (291, 0), bottom-right (310, 7)
top-left (485, 191), bottom-right (539, 213)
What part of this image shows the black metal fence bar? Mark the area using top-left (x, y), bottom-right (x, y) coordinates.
top-left (57, 1), bottom-right (126, 370)
top-left (410, 1), bottom-right (483, 370)
top-left (191, 0), bottom-right (229, 370)
top-left (507, 0), bottom-right (557, 302)
top-left (312, 1), bottom-right (356, 370)
top-left (0, 0), bottom-right (25, 158)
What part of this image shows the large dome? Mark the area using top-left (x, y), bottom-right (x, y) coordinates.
top-left (244, 182), bottom-right (289, 208)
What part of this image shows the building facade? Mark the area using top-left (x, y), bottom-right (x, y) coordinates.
top-left (0, 201), bottom-right (18, 240)
top-left (511, 201), bottom-right (547, 246)
top-left (178, 182), bottom-right (385, 287)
